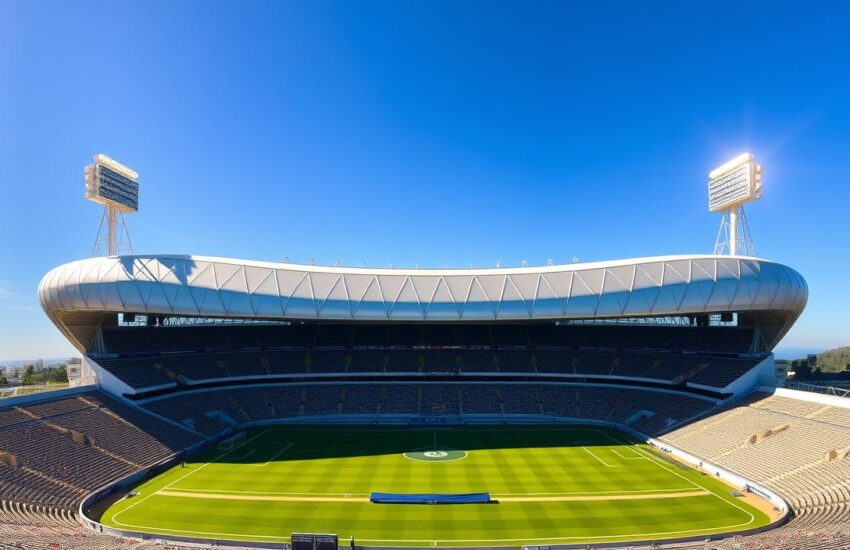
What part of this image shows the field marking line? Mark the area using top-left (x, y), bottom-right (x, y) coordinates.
top-left (402, 449), bottom-right (468, 462)
top-left (361, 485), bottom-right (766, 544)
top-left (497, 490), bottom-right (707, 502)
top-left (154, 487), bottom-right (369, 497)
top-left (228, 449), bottom-right (255, 460)
top-left (633, 444), bottom-right (757, 525)
top-left (110, 429), bottom-right (271, 526)
top-left (593, 429), bottom-right (758, 529)
top-left (591, 429), bottom-right (706, 492)
top-left (615, 443), bottom-right (644, 457)
top-left (355, 508), bottom-right (767, 546)
top-left (158, 490), bottom-right (371, 502)
top-left (581, 446), bottom-right (613, 467)
top-left (109, 488), bottom-right (760, 544)
top-left (612, 449), bottom-right (645, 460)
top-left (155, 486), bottom-right (695, 497)
top-left (247, 442), bottom-right (293, 466)
top-left (155, 489), bottom-right (708, 503)
top-left (490, 487), bottom-right (692, 496)
top-left (101, 520), bottom-right (291, 542)
top-left (358, 513), bottom-right (764, 545)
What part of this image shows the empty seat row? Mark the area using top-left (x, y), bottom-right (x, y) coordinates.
top-left (141, 383), bottom-right (715, 436)
top-left (94, 348), bottom-right (759, 390)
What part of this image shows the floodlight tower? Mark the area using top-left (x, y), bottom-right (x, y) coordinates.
top-left (708, 153), bottom-right (762, 256)
top-left (84, 154), bottom-right (139, 257)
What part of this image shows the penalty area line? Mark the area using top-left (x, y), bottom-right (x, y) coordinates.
top-left (110, 428), bottom-right (272, 526)
top-left (581, 446), bottom-right (613, 467)
top-left (227, 449), bottom-right (255, 460)
top-left (594, 429), bottom-right (759, 530)
top-left (612, 449), bottom-right (645, 460)
top-left (247, 442), bottom-right (294, 466)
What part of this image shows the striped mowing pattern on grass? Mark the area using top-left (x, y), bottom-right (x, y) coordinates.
top-left (100, 426), bottom-right (770, 547)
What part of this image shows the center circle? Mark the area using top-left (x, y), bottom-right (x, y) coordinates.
top-left (424, 451), bottom-right (448, 458)
top-left (403, 449), bottom-right (468, 462)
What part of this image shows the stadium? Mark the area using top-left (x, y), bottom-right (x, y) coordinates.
top-left (2, 155), bottom-right (849, 550)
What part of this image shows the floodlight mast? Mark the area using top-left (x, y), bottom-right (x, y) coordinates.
top-left (94, 204), bottom-right (126, 257)
top-left (728, 208), bottom-right (738, 254)
top-left (84, 154), bottom-right (139, 257)
top-left (708, 153), bottom-right (762, 256)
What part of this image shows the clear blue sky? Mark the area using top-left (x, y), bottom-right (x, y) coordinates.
top-left (2, 1), bottom-right (849, 360)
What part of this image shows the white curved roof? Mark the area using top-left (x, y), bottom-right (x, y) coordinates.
top-left (40, 254), bottom-right (807, 328)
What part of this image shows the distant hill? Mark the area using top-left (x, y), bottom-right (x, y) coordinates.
top-left (816, 346), bottom-right (850, 374)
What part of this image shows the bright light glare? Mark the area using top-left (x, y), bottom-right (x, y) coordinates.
top-left (709, 152), bottom-right (752, 179)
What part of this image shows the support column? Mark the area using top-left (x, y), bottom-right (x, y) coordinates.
top-left (728, 207), bottom-right (738, 256)
top-left (107, 206), bottom-right (117, 256)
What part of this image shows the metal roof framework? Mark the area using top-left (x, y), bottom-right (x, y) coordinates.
top-left (39, 254), bottom-right (807, 352)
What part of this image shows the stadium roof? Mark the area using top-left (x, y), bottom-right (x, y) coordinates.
top-left (39, 254), bottom-right (807, 352)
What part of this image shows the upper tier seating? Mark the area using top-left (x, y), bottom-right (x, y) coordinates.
top-left (264, 350), bottom-right (309, 375)
top-left (94, 348), bottom-right (760, 391)
top-left (346, 349), bottom-right (387, 372)
top-left (103, 322), bottom-right (756, 355)
top-left (92, 356), bottom-right (176, 389)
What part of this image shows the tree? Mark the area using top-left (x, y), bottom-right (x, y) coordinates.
top-left (21, 365), bottom-right (35, 386)
top-left (46, 365), bottom-right (68, 384)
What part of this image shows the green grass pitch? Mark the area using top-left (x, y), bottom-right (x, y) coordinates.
top-left (100, 426), bottom-right (771, 546)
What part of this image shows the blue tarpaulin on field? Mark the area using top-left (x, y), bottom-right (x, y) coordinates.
top-left (370, 492), bottom-right (491, 504)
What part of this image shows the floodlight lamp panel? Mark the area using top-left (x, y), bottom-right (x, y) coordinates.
top-left (94, 154), bottom-right (139, 180)
top-left (83, 154), bottom-right (140, 213)
top-left (707, 152), bottom-right (761, 213)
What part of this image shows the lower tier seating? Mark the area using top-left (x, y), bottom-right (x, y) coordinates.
top-left (140, 383), bottom-right (715, 436)
top-left (0, 501), bottom-right (264, 550)
top-left (0, 391), bottom-right (203, 512)
top-left (660, 393), bottom-right (850, 545)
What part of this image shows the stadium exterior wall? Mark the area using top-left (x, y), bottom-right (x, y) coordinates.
top-left (686, 354), bottom-right (775, 396)
top-left (39, 254), bottom-right (807, 352)
top-left (0, 383), bottom-right (97, 408)
top-left (770, 387), bottom-right (850, 409)
top-left (84, 355), bottom-right (138, 396)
